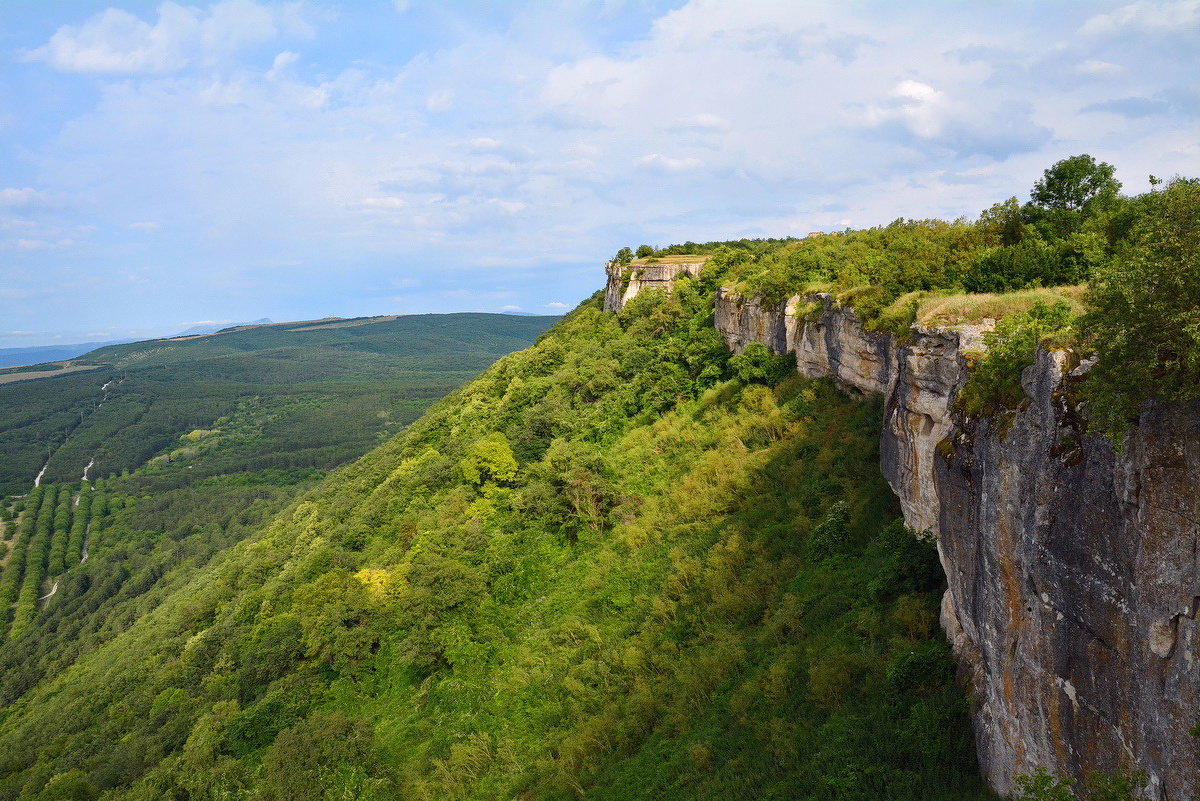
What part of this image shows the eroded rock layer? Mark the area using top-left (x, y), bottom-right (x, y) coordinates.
top-left (603, 260), bottom-right (706, 312)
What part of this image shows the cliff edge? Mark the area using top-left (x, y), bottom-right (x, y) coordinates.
top-left (607, 267), bottom-right (1200, 798)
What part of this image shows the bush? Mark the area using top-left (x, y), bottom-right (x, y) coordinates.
top-left (729, 343), bottom-right (794, 386)
top-left (958, 301), bottom-right (1074, 416)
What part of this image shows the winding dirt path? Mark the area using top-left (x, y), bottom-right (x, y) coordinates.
top-left (31, 376), bottom-right (116, 492)
top-left (38, 581), bottom-right (58, 602)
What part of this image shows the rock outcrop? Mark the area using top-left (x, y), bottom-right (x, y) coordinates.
top-left (603, 259), bottom-right (707, 313)
top-left (605, 267), bottom-right (1199, 798)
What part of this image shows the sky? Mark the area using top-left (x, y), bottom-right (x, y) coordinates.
top-left (0, 0), bottom-right (1197, 347)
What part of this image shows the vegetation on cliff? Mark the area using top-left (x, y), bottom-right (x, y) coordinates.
top-left (3, 156), bottom-right (1194, 799)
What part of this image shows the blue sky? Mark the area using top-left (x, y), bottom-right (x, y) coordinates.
top-left (1, 0), bottom-right (1197, 347)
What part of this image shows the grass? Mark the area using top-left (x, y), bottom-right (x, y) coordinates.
top-left (632, 254), bottom-right (711, 265)
top-left (914, 286), bottom-right (1085, 328)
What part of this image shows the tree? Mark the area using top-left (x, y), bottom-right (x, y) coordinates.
top-left (978, 196), bottom-right (1024, 246)
top-left (729, 342), bottom-right (793, 385)
top-left (1077, 177), bottom-right (1200, 438)
top-left (1025, 154), bottom-right (1122, 240)
top-left (459, 432), bottom-right (519, 486)
top-left (635, 244), bottom-right (654, 258)
top-left (1030, 154), bottom-right (1121, 215)
top-left (33, 771), bottom-right (99, 801)
top-left (611, 247), bottom-right (634, 267)
top-left (259, 711), bottom-right (380, 801)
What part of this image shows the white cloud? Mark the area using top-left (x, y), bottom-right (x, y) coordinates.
top-left (676, 113), bottom-right (730, 131)
top-left (24, 1), bottom-right (314, 75)
top-left (0, 187), bottom-right (59, 209)
top-left (500, 304), bottom-right (521, 311)
top-left (358, 197), bottom-right (409, 211)
top-left (267, 51), bottom-right (300, 80)
top-left (869, 80), bottom-right (949, 138)
top-left (426, 88), bottom-right (455, 112)
top-left (1076, 59), bottom-right (1125, 76)
top-left (1083, 0), bottom-right (1200, 34)
top-left (487, 199), bottom-right (527, 214)
top-left (637, 154), bottom-right (703, 171)
top-left (546, 302), bottom-right (569, 309)
top-left (14, 238), bottom-right (74, 251)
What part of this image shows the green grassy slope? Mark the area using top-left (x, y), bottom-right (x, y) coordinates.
top-left (0, 283), bottom-right (989, 800)
top-left (0, 313), bottom-right (558, 497)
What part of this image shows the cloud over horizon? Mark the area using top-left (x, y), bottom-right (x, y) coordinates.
top-left (0, 0), bottom-right (1197, 346)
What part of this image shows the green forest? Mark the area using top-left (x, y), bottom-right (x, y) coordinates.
top-left (0, 313), bottom-right (558, 497)
top-left (0, 157), bottom-right (1195, 800)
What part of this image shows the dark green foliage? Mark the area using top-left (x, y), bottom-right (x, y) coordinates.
top-left (1014, 767), bottom-right (1149, 801)
top-left (64, 490), bottom-right (90, 571)
top-left (1076, 178), bottom-right (1200, 438)
top-left (30, 771), bottom-right (98, 801)
top-left (46, 487), bottom-right (73, 576)
top-left (1015, 768), bottom-right (1076, 801)
top-left (1025, 154), bottom-right (1122, 239)
top-left (805, 501), bottom-right (850, 561)
top-left (258, 711), bottom-right (382, 801)
top-left (729, 342), bottom-right (794, 385)
top-left (611, 247), bottom-right (634, 266)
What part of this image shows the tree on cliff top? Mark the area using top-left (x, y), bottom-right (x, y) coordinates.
top-left (1030, 154), bottom-right (1121, 215)
top-left (1077, 177), bottom-right (1200, 437)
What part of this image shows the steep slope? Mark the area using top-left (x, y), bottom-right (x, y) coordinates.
top-left (0, 286), bottom-right (987, 800)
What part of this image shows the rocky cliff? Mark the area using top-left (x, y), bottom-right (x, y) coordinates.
top-left (603, 258), bottom-right (707, 313)
top-left (606, 269), bottom-right (1200, 798)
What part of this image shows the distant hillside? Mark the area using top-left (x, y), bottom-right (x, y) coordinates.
top-left (0, 312), bottom-right (558, 497)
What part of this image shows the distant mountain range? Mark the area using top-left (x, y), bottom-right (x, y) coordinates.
top-left (0, 341), bottom-right (125, 369)
top-left (174, 318), bottom-right (273, 336)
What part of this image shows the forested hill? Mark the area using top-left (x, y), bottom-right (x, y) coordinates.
top-left (0, 286), bottom-right (986, 801)
top-left (0, 313), bottom-right (558, 497)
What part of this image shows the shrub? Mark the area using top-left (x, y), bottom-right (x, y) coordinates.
top-left (958, 301), bottom-right (1074, 416)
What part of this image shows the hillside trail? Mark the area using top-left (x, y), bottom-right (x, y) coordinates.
top-left (81, 523), bottom-right (90, 563)
top-left (38, 581), bottom-right (58, 603)
top-left (30, 376), bottom-right (118, 491)
top-left (32, 460), bottom-right (49, 488)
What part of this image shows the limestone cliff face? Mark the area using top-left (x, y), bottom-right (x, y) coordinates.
top-left (694, 280), bottom-right (1199, 798)
top-left (713, 288), bottom-right (988, 536)
top-left (937, 354), bottom-right (1200, 799)
top-left (602, 259), bottom-right (707, 312)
